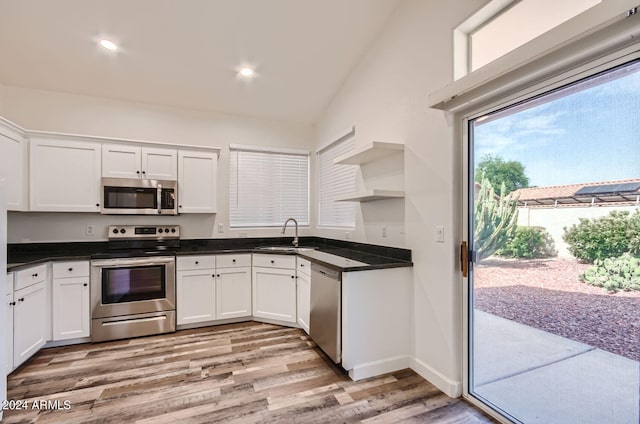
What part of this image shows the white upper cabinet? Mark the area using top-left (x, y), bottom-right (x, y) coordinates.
top-left (30, 136), bottom-right (102, 212)
top-left (178, 150), bottom-right (218, 213)
top-left (0, 117), bottom-right (27, 211)
top-left (102, 144), bottom-right (177, 180)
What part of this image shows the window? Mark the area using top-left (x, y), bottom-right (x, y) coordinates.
top-left (317, 137), bottom-right (357, 228)
top-left (229, 145), bottom-right (309, 227)
top-left (454, 0), bottom-right (603, 79)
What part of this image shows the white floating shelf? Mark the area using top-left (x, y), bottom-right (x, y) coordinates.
top-left (334, 141), bottom-right (404, 165)
top-left (335, 189), bottom-right (405, 202)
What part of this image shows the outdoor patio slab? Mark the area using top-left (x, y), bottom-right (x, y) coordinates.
top-left (475, 349), bottom-right (639, 424)
top-left (472, 310), bottom-right (639, 424)
top-left (473, 310), bottom-right (593, 386)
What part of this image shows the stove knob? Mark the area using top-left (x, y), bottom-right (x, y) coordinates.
top-left (112, 228), bottom-right (118, 234)
top-left (166, 228), bottom-right (170, 233)
top-left (120, 228), bottom-right (126, 234)
top-left (171, 228), bottom-right (176, 233)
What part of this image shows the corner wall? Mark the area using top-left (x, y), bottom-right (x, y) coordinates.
top-left (314, 0), bottom-right (487, 396)
top-left (0, 86), bottom-right (314, 243)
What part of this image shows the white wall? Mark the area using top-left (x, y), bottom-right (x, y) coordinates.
top-left (0, 86), bottom-right (314, 243)
top-left (518, 205), bottom-right (639, 258)
top-left (315, 0), bottom-right (487, 396)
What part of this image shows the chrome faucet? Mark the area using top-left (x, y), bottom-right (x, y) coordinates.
top-left (281, 218), bottom-right (299, 247)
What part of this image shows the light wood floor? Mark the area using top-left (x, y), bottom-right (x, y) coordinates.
top-left (5, 322), bottom-right (496, 423)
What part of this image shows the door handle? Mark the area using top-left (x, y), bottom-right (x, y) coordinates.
top-left (461, 241), bottom-right (468, 278)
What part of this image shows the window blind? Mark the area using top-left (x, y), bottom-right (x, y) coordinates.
top-left (318, 137), bottom-right (356, 228)
top-left (229, 146), bottom-right (309, 227)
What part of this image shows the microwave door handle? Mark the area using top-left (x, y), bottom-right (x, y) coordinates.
top-left (157, 183), bottom-right (162, 214)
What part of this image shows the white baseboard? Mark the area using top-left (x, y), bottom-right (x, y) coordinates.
top-left (348, 355), bottom-right (411, 381)
top-left (410, 357), bottom-right (462, 397)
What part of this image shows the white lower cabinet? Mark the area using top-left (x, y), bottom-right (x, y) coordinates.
top-left (177, 268), bottom-right (217, 325)
top-left (252, 254), bottom-right (297, 323)
top-left (217, 267), bottom-right (252, 319)
top-left (52, 280), bottom-right (90, 340)
top-left (52, 261), bottom-right (90, 341)
top-left (5, 273), bottom-right (14, 375)
top-left (13, 280), bottom-right (48, 369)
top-left (176, 254), bottom-right (252, 325)
top-left (296, 258), bottom-right (311, 334)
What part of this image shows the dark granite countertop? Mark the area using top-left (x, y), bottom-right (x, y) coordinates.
top-left (7, 237), bottom-right (412, 273)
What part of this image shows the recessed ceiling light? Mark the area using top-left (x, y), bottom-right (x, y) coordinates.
top-left (99, 39), bottom-right (118, 52)
top-left (239, 67), bottom-right (255, 78)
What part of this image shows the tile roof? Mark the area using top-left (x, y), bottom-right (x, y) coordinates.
top-left (512, 178), bottom-right (640, 207)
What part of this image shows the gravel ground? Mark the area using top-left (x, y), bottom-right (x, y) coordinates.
top-left (473, 257), bottom-right (640, 362)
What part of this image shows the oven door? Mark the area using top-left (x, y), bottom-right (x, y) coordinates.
top-left (90, 256), bottom-right (176, 319)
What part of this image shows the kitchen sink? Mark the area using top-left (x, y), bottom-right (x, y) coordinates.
top-left (255, 246), bottom-right (317, 253)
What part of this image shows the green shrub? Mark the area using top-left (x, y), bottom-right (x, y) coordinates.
top-left (562, 210), bottom-right (640, 263)
top-left (581, 253), bottom-right (640, 292)
top-left (497, 226), bottom-right (557, 259)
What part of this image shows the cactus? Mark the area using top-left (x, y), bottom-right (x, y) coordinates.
top-left (474, 177), bottom-right (519, 260)
top-left (580, 253), bottom-right (640, 292)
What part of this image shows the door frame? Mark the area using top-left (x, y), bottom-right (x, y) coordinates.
top-left (459, 45), bottom-right (640, 423)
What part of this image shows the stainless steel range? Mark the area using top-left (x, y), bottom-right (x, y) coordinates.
top-left (90, 225), bottom-right (180, 342)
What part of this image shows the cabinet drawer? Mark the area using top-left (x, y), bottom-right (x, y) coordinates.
top-left (216, 254), bottom-right (251, 268)
top-left (176, 255), bottom-right (215, 271)
top-left (6, 273), bottom-right (14, 295)
top-left (15, 264), bottom-right (48, 291)
top-left (53, 261), bottom-right (90, 278)
top-left (252, 254), bottom-right (296, 269)
top-left (297, 258), bottom-right (311, 277)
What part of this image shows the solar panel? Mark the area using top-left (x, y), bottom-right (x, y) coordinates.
top-left (575, 182), bottom-right (640, 196)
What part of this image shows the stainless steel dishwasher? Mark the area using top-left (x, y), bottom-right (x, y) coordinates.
top-left (310, 263), bottom-right (341, 363)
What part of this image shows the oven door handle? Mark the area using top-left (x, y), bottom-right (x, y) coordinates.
top-left (91, 256), bottom-right (175, 268)
top-left (157, 183), bottom-right (162, 215)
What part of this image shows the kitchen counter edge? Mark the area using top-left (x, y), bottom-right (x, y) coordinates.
top-left (8, 247), bottom-right (412, 273)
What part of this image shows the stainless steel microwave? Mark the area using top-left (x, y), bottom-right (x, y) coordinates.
top-left (101, 178), bottom-right (178, 215)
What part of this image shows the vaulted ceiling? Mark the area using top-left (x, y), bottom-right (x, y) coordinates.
top-left (0, 0), bottom-right (400, 124)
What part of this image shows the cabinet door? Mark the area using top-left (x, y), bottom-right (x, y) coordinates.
top-left (0, 122), bottom-right (27, 211)
top-left (102, 144), bottom-right (141, 179)
top-left (6, 293), bottom-right (13, 375)
top-left (252, 267), bottom-right (296, 323)
top-left (297, 271), bottom-right (310, 334)
top-left (176, 269), bottom-right (216, 325)
top-left (178, 150), bottom-right (218, 213)
top-left (52, 277), bottom-right (90, 340)
top-left (216, 267), bottom-right (251, 319)
top-left (142, 147), bottom-right (177, 180)
top-left (13, 281), bottom-right (47, 368)
top-left (30, 137), bottom-right (101, 212)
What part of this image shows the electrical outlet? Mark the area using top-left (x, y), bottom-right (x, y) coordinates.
top-left (435, 226), bottom-right (445, 243)
top-left (86, 224), bottom-right (95, 236)
top-left (382, 226), bottom-right (388, 238)
top-left (217, 223), bottom-right (225, 233)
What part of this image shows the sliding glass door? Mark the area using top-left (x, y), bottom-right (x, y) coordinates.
top-left (466, 58), bottom-right (640, 423)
